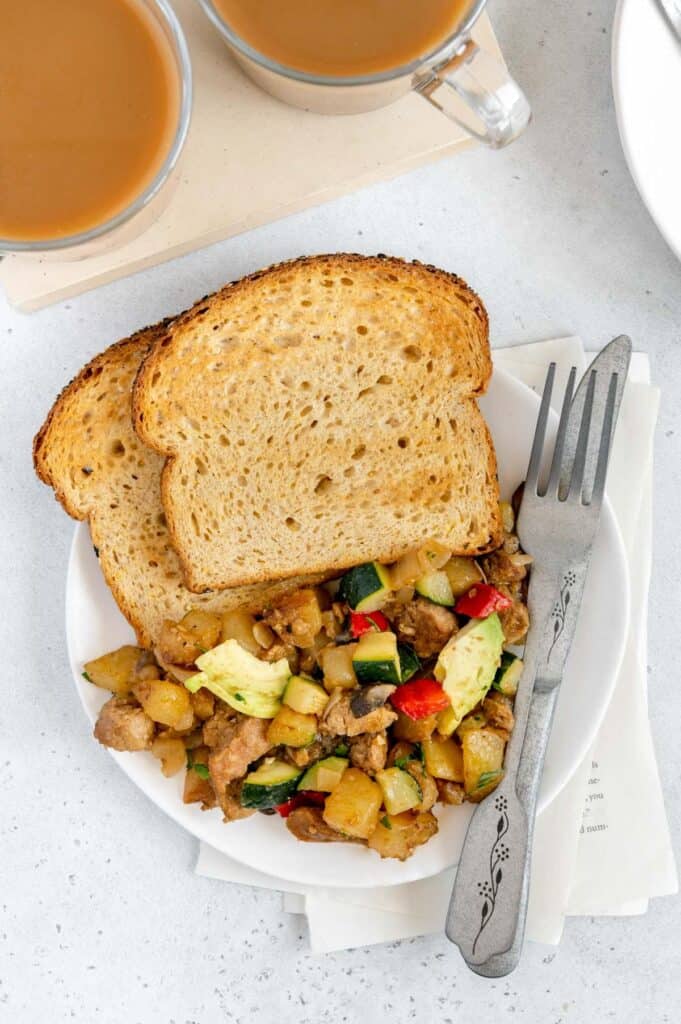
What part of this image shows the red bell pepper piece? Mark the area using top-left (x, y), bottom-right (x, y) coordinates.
top-left (349, 610), bottom-right (390, 638)
top-left (390, 678), bottom-right (451, 720)
top-left (275, 791), bottom-right (326, 818)
top-left (454, 583), bottom-right (512, 618)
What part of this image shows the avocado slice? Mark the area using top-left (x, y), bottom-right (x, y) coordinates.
top-left (434, 613), bottom-right (504, 731)
top-left (185, 638), bottom-right (290, 718)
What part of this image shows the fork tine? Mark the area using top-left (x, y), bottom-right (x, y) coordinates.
top-left (590, 372), bottom-right (619, 506)
top-left (544, 366), bottom-right (577, 498)
top-left (568, 370), bottom-right (597, 500)
top-left (525, 362), bottom-right (555, 494)
top-left (559, 337), bottom-right (632, 499)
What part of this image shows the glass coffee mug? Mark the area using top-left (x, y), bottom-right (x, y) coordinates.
top-left (0, 0), bottom-right (192, 259)
top-left (197, 0), bottom-right (530, 148)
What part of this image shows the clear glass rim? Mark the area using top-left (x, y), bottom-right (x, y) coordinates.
top-left (197, 0), bottom-right (487, 87)
top-left (1, 0), bottom-right (193, 254)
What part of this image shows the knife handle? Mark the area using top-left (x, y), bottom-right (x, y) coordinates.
top-left (445, 686), bottom-right (559, 976)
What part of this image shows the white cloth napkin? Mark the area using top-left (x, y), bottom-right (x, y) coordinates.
top-left (196, 337), bottom-right (677, 952)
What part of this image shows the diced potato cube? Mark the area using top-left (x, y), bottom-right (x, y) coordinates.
top-left (375, 767), bottom-right (422, 815)
top-left (266, 706), bottom-right (318, 748)
top-left (499, 501), bottom-right (515, 534)
top-left (183, 609), bottom-right (221, 644)
top-left (435, 704), bottom-right (459, 738)
top-left (323, 767), bottom-right (382, 839)
top-left (455, 710), bottom-right (488, 741)
top-left (190, 687), bottom-right (215, 721)
top-left (443, 556), bottom-right (484, 597)
top-left (417, 539), bottom-right (451, 572)
top-left (132, 678), bottom-right (194, 731)
top-left (422, 735), bottom-right (464, 782)
top-left (367, 810), bottom-right (439, 860)
top-left (151, 736), bottom-right (186, 777)
top-left (392, 710), bottom-right (437, 743)
top-left (389, 549), bottom-right (423, 588)
top-left (83, 645), bottom-right (143, 696)
top-left (159, 606), bottom-right (220, 663)
top-left (320, 643), bottom-right (358, 692)
top-left (462, 728), bottom-right (505, 801)
top-left (183, 757), bottom-right (215, 806)
top-left (157, 617), bottom-right (206, 667)
top-left (268, 589), bottom-right (323, 648)
top-left (221, 609), bottom-right (260, 655)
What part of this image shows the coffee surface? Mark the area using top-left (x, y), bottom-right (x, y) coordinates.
top-left (0, 0), bottom-right (180, 242)
top-left (212, 0), bottom-right (469, 77)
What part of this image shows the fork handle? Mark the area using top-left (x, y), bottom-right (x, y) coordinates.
top-left (445, 686), bottom-right (559, 975)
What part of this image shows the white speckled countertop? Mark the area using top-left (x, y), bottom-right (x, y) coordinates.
top-left (2, 1), bottom-right (679, 1019)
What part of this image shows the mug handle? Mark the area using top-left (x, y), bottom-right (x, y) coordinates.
top-left (414, 39), bottom-right (531, 149)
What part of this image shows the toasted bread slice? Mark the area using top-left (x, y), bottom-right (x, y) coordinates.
top-left (133, 254), bottom-right (501, 592)
top-left (34, 323), bottom-right (322, 647)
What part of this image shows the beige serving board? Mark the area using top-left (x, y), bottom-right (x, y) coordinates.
top-left (0, 3), bottom-right (502, 312)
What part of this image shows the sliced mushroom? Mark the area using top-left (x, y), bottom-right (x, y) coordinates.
top-left (350, 683), bottom-right (396, 718)
top-left (153, 648), bottom-right (196, 684)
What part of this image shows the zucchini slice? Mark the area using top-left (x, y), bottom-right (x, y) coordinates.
top-left (298, 756), bottom-right (349, 793)
top-left (338, 562), bottom-right (392, 612)
top-left (397, 643), bottom-right (421, 683)
top-left (375, 767), bottom-right (422, 815)
top-left (414, 569), bottom-right (455, 606)
top-left (283, 675), bottom-right (330, 715)
top-left (240, 759), bottom-right (302, 809)
top-left (352, 630), bottom-right (401, 684)
top-left (492, 653), bottom-right (523, 697)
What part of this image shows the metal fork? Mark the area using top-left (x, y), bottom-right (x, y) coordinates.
top-left (445, 336), bottom-right (632, 977)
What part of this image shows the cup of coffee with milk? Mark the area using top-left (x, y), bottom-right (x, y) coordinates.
top-left (0, 0), bottom-right (528, 257)
top-left (198, 0), bottom-right (530, 145)
top-left (0, 0), bottom-right (191, 257)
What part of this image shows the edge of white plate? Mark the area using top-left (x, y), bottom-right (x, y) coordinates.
top-left (612, 0), bottom-right (681, 262)
top-left (482, 370), bottom-right (630, 811)
top-left (538, 496), bottom-right (629, 808)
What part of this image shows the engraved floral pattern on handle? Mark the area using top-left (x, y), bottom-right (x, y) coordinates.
top-left (472, 795), bottom-right (511, 955)
top-left (547, 570), bottom-right (577, 662)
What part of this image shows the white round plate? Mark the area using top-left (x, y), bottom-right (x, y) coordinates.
top-left (613, 0), bottom-right (681, 260)
top-left (66, 368), bottom-right (629, 888)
